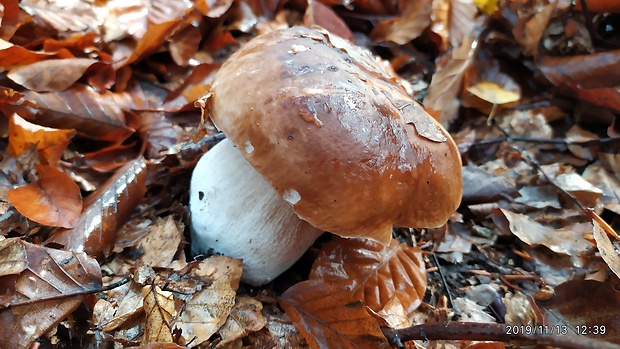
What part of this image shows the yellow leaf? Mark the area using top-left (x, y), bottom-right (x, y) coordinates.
top-left (474, 0), bottom-right (498, 16)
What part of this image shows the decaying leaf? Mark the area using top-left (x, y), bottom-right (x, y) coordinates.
top-left (592, 218), bottom-right (620, 280)
top-left (172, 256), bottom-right (242, 345)
top-left (46, 157), bottom-right (147, 259)
top-left (0, 238), bottom-right (102, 349)
top-left (512, 1), bottom-right (557, 56)
top-left (8, 164), bottom-right (82, 228)
top-left (370, 0), bottom-right (432, 44)
top-left (304, 0), bottom-right (353, 42)
top-left (279, 279), bottom-right (390, 349)
top-left (425, 33), bottom-right (478, 125)
top-left (142, 285), bottom-right (175, 344)
top-left (93, 279), bottom-right (145, 332)
top-left (8, 113), bottom-right (75, 164)
top-left (218, 296), bottom-right (265, 347)
top-left (535, 280), bottom-right (620, 343)
top-left (461, 166), bottom-right (519, 205)
top-left (135, 216), bottom-right (184, 268)
top-left (310, 237), bottom-right (426, 328)
top-left (492, 208), bottom-right (593, 256)
top-left (7, 58), bottom-right (110, 92)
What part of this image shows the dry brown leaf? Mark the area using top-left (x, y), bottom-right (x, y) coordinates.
top-left (279, 279), bottom-right (390, 349)
top-left (0, 238), bottom-right (102, 349)
top-left (370, 0), bottom-right (432, 44)
top-left (492, 208), bottom-right (593, 256)
top-left (168, 25), bottom-right (203, 67)
top-left (0, 0), bottom-right (19, 40)
top-left (93, 279), bottom-right (144, 332)
top-left (126, 20), bottom-right (181, 66)
top-left (195, 0), bottom-right (234, 18)
top-left (304, 0), bottom-right (353, 42)
top-left (461, 166), bottom-right (519, 205)
top-left (8, 113), bottom-right (75, 165)
top-left (512, 1), bottom-right (557, 56)
top-left (172, 256), bottom-right (242, 345)
top-left (127, 343), bottom-right (187, 349)
top-left (46, 157), bottom-right (147, 260)
top-left (142, 285), bottom-right (176, 344)
top-left (0, 44), bottom-right (76, 72)
top-left (136, 216), bottom-right (183, 268)
top-left (136, 111), bottom-right (182, 159)
top-left (7, 58), bottom-right (109, 92)
top-left (20, 84), bottom-right (136, 142)
top-left (539, 50), bottom-right (620, 89)
top-left (592, 219), bottom-right (620, 280)
top-left (8, 164), bottom-right (82, 228)
top-left (583, 164), bottom-right (620, 215)
top-left (20, 0), bottom-right (106, 32)
top-left (425, 33), bottom-right (478, 125)
top-left (309, 237), bottom-right (426, 328)
top-left (535, 280), bottom-right (620, 342)
top-left (217, 296), bottom-right (265, 347)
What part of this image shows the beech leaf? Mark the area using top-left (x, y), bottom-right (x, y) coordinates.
top-left (8, 164), bottom-right (82, 228)
top-left (370, 0), bottom-right (432, 44)
top-left (0, 238), bottom-right (102, 349)
top-left (279, 279), bottom-right (390, 349)
top-left (535, 280), bottom-right (620, 343)
top-left (8, 113), bottom-right (75, 164)
top-left (304, 0), bottom-right (353, 42)
top-left (45, 157), bottom-right (147, 260)
top-left (309, 238), bottom-right (427, 328)
top-left (20, 84), bottom-right (135, 142)
top-left (7, 58), bottom-right (108, 92)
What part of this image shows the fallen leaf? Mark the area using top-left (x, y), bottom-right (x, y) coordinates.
top-left (279, 279), bottom-right (391, 349)
top-left (461, 166), bottom-right (519, 205)
top-left (8, 113), bottom-right (75, 165)
top-left (126, 20), bottom-right (181, 66)
top-left (20, 84), bottom-right (136, 142)
top-left (172, 256), bottom-right (242, 345)
top-left (425, 33), bottom-right (478, 125)
top-left (20, 0), bottom-right (106, 32)
top-left (46, 157), bottom-right (147, 260)
top-left (195, 0), bottom-right (234, 18)
top-left (535, 280), bottom-right (620, 343)
top-left (474, 0), bottom-right (498, 15)
top-left (304, 0), bottom-right (353, 42)
top-left (93, 279), bottom-right (145, 332)
top-left (0, 238), bottom-right (102, 349)
top-left (136, 216), bottom-right (183, 268)
top-left (0, 45), bottom-right (75, 72)
top-left (0, 0), bottom-right (19, 40)
top-left (370, 0), bottom-right (432, 44)
top-left (7, 58), bottom-right (109, 92)
top-left (310, 237), bottom-right (426, 328)
top-left (8, 164), bottom-right (82, 228)
top-left (592, 218), bottom-right (620, 280)
top-left (512, 1), bottom-right (557, 56)
top-left (142, 285), bottom-right (175, 344)
top-left (492, 208), bottom-right (593, 256)
top-left (218, 296), bottom-right (265, 347)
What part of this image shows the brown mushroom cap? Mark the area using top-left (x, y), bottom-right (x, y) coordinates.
top-left (205, 26), bottom-right (462, 243)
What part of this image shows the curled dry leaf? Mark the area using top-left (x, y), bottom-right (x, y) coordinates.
top-left (126, 20), bottom-right (181, 66)
top-left (370, 0), bottom-right (432, 44)
top-left (492, 208), bottom-right (593, 256)
top-left (535, 280), bottom-right (620, 343)
top-left (0, 44), bottom-right (75, 72)
top-left (8, 164), bottom-right (82, 228)
top-left (19, 84), bottom-right (135, 142)
top-left (309, 237), bottom-right (426, 329)
top-left (93, 279), bottom-right (145, 332)
top-left (142, 285), bottom-right (176, 344)
top-left (8, 113), bottom-right (75, 165)
top-left (46, 157), bottom-right (147, 260)
top-left (279, 279), bottom-right (390, 349)
top-left (0, 238), bottom-right (102, 349)
top-left (7, 58), bottom-right (111, 92)
top-left (172, 256), bottom-right (243, 345)
top-left (0, 0), bottom-right (19, 40)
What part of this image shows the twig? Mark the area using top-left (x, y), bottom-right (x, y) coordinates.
top-left (470, 136), bottom-right (620, 148)
top-left (431, 253), bottom-right (455, 311)
top-left (0, 276), bottom-right (131, 310)
top-left (382, 322), bottom-right (620, 349)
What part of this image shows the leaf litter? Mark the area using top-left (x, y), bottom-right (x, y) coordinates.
top-left (1, 0), bottom-right (620, 349)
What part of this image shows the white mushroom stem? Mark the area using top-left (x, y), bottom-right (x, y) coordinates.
top-left (190, 139), bottom-right (324, 285)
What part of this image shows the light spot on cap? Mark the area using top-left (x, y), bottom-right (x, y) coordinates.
top-left (283, 189), bottom-right (301, 205)
top-left (244, 140), bottom-right (254, 154)
top-left (289, 44), bottom-right (310, 54)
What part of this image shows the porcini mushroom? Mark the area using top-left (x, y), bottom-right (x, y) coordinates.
top-left (190, 26), bottom-right (462, 285)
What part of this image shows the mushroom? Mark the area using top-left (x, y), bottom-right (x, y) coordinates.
top-left (190, 26), bottom-right (462, 285)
